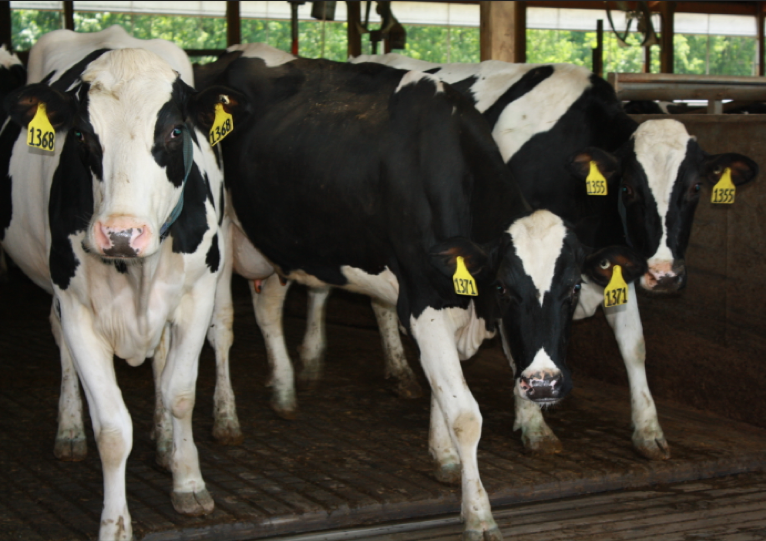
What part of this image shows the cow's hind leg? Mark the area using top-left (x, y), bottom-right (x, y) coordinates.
top-left (604, 282), bottom-right (669, 460)
top-left (207, 234), bottom-right (242, 444)
top-left (50, 302), bottom-right (88, 461)
top-left (297, 286), bottom-right (330, 388)
top-left (253, 274), bottom-right (297, 419)
top-left (411, 308), bottom-right (501, 541)
top-left (371, 298), bottom-right (423, 398)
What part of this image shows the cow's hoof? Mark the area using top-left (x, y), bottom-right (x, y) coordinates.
top-left (393, 375), bottom-right (423, 399)
top-left (171, 488), bottom-right (215, 516)
top-left (463, 527), bottom-right (503, 541)
top-left (54, 436), bottom-right (87, 461)
top-left (434, 462), bottom-right (461, 485)
top-left (523, 433), bottom-right (563, 455)
top-left (634, 436), bottom-right (670, 460)
top-left (213, 418), bottom-right (244, 446)
top-left (271, 400), bottom-right (298, 421)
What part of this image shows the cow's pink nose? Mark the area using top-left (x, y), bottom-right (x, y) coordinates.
top-left (94, 219), bottom-right (151, 258)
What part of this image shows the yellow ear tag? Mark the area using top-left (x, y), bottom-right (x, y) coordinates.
top-left (27, 102), bottom-right (56, 152)
top-left (452, 256), bottom-right (478, 296)
top-left (586, 160), bottom-right (607, 195)
top-left (209, 102), bottom-right (233, 147)
top-left (711, 167), bottom-right (735, 204)
top-left (604, 264), bottom-right (628, 307)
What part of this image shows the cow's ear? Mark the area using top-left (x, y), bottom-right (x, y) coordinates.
top-left (703, 153), bottom-right (758, 187)
top-left (4, 83), bottom-right (75, 130)
top-left (583, 245), bottom-right (647, 287)
top-left (429, 237), bottom-right (493, 281)
top-left (567, 147), bottom-right (620, 182)
top-left (188, 85), bottom-right (249, 135)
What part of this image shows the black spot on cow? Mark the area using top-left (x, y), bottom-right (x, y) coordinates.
top-left (206, 233), bottom-right (220, 272)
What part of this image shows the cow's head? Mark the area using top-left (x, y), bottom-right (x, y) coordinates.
top-left (5, 48), bottom-right (244, 259)
top-left (571, 119), bottom-right (757, 294)
top-left (431, 210), bottom-right (644, 406)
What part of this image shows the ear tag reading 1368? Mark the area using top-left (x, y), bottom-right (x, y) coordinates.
top-left (603, 264), bottom-right (628, 307)
top-left (209, 102), bottom-right (233, 147)
top-left (586, 160), bottom-right (607, 196)
top-left (453, 256), bottom-right (478, 296)
top-left (711, 167), bottom-right (735, 205)
top-left (27, 102), bottom-right (55, 152)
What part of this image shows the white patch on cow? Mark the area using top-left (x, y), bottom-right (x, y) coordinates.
top-left (508, 210), bottom-right (567, 305)
top-left (632, 119), bottom-right (691, 266)
top-left (228, 43), bottom-right (296, 66)
top-left (395, 70), bottom-right (444, 95)
top-left (0, 44), bottom-right (21, 68)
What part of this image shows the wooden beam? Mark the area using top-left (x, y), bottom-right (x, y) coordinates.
top-left (226, 2), bottom-right (241, 48)
top-left (62, 1), bottom-right (74, 31)
top-left (480, 1), bottom-right (526, 63)
top-left (0, 1), bottom-right (11, 50)
top-left (758, 2), bottom-right (765, 76)
top-left (659, 1), bottom-right (675, 74)
top-left (346, 1), bottom-right (362, 58)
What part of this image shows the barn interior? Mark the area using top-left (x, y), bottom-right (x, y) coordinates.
top-left (1, 2), bottom-right (766, 540)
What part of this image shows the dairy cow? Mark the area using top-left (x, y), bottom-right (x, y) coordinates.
top-left (197, 44), bottom-right (644, 540)
top-left (0, 26), bottom-right (238, 540)
top-left (341, 54), bottom-right (758, 460)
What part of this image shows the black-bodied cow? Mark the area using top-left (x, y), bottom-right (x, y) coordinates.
top-left (340, 54), bottom-right (758, 461)
top-left (196, 44), bottom-right (643, 540)
top-left (0, 26), bottom-right (238, 540)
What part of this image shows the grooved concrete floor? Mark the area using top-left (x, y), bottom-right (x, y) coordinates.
top-left (1, 268), bottom-right (765, 541)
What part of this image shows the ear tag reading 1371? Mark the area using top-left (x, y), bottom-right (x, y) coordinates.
top-left (27, 102), bottom-right (55, 152)
top-left (209, 102), bottom-right (233, 147)
top-left (711, 167), bottom-right (735, 205)
top-left (453, 256), bottom-right (478, 296)
top-left (586, 160), bottom-right (607, 196)
top-left (603, 264), bottom-right (628, 307)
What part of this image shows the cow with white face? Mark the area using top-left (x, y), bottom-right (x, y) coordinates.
top-left (197, 45), bottom-right (645, 539)
top-left (0, 26), bottom-right (237, 540)
top-left (343, 54), bottom-right (758, 460)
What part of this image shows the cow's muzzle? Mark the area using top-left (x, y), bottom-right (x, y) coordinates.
top-left (93, 218), bottom-right (151, 258)
top-left (639, 260), bottom-right (686, 294)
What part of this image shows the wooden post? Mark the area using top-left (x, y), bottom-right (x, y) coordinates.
top-left (0, 1), bottom-right (12, 50)
top-left (480, 1), bottom-right (526, 63)
top-left (62, 1), bottom-right (74, 31)
top-left (592, 19), bottom-right (603, 78)
top-left (659, 1), bottom-right (675, 73)
top-left (757, 2), bottom-right (764, 76)
top-left (226, 1), bottom-right (241, 48)
top-left (346, 1), bottom-right (362, 58)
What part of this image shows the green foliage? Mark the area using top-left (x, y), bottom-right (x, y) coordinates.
top-left (9, 8), bottom-right (758, 77)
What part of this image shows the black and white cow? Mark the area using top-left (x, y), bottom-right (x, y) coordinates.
top-left (197, 44), bottom-right (643, 540)
top-left (341, 54), bottom-right (758, 460)
top-left (0, 26), bottom-right (237, 540)
top-left (0, 45), bottom-right (26, 282)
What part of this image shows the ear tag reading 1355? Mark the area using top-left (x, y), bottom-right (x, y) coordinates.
top-left (603, 264), bottom-right (628, 307)
top-left (711, 167), bottom-right (735, 205)
top-left (453, 256), bottom-right (478, 296)
top-left (209, 102), bottom-right (233, 147)
top-left (27, 102), bottom-right (55, 152)
top-left (586, 160), bottom-right (607, 196)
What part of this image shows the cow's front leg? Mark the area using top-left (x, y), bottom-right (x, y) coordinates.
top-left (604, 282), bottom-right (669, 460)
top-left (372, 298), bottom-right (423, 399)
top-left (298, 286), bottom-right (330, 387)
top-left (59, 302), bottom-right (132, 541)
top-left (207, 230), bottom-right (242, 445)
top-left (152, 326), bottom-right (173, 470)
top-left (163, 282), bottom-right (216, 516)
top-left (411, 308), bottom-right (501, 541)
top-left (499, 327), bottom-right (561, 454)
top-left (50, 302), bottom-right (87, 461)
top-left (252, 274), bottom-right (297, 419)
